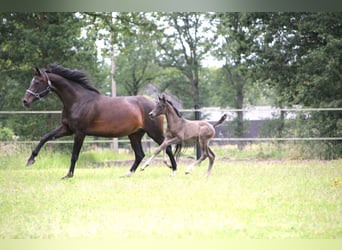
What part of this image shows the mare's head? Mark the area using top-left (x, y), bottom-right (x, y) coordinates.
top-left (22, 67), bottom-right (51, 107)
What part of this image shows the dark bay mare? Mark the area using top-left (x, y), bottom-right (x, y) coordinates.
top-left (141, 94), bottom-right (227, 177)
top-left (22, 64), bottom-right (177, 178)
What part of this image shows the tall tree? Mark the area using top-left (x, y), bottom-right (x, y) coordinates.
top-left (155, 12), bottom-right (213, 109)
top-left (212, 13), bottom-right (260, 146)
top-left (115, 13), bottom-right (159, 96)
top-left (86, 12), bottom-right (159, 96)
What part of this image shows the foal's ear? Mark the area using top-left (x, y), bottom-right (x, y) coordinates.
top-left (33, 67), bottom-right (41, 77)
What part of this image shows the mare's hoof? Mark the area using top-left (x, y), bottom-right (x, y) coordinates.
top-left (61, 174), bottom-right (73, 180)
top-left (26, 159), bottom-right (35, 166)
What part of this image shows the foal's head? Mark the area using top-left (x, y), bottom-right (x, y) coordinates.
top-left (22, 67), bottom-right (52, 107)
top-left (149, 94), bottom-right (168, 119)
top-left (149, 94), bottom-right (182, 120)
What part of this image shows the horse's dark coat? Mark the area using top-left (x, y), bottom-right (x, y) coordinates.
top-left (22, 65), bottom-right (176, 178)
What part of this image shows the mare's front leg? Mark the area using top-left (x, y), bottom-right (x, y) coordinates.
top-left (62, 131), bottom-right (85, 179)
top-left (27, 126), bottom-right (72, 166)
top-left (163, 147), bottom-right (171, 168)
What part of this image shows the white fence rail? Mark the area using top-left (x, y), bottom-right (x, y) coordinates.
top-left (1, 108), bottom-right (342, 143)
top-left (2, 107), bottom-right (342, 114)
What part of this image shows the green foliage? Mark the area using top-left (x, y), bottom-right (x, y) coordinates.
top-left (114, 13), bottom-right (159, 96)
top-left (155, 12), bottom-right (213, 108)
top-left (254, 12), bottom-right (342, 158)
top-left (0, 126), bottom-right (14, 141)
top-left (292, 112), bottom-right (342, 159)
top-left (0, 12), bottom-right (103, 139)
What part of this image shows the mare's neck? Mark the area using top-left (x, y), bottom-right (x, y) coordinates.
top-left (48, 73), bottom-right (97, 108)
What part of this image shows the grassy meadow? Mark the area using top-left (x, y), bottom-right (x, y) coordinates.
top-left (0, 143), bottom-right (341, 239)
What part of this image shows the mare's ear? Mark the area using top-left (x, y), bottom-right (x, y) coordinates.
top-left (33, 67), bottom-right (41, 76)
top-left (161, 94), bottom-right (167, 103)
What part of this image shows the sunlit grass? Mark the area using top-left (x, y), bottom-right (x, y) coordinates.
top-left (1, 145), bottom-right (341, 239)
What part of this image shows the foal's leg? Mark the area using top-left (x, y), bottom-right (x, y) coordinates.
top-left (145, 128), bottom-right (177, 172)
top-left (185, 141), bottom-right (208, 175)
top-left (205, 147), bottom-right (216, 178)
top-left (140, 141), bottom-right (168, 171)
top-left (26, 125), bottom-right (72, 166)
top-left (140, 137), bottom-right (180, 171)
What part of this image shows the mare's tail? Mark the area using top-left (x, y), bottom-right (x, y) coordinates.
top-left (213, 114), bottom-right (227, 128)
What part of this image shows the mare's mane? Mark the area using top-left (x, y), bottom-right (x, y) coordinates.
top-left (47, 64), bottom-right (100, 94)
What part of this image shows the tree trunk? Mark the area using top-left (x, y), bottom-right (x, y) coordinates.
top-left (111, 23), bottom-right (118, 152)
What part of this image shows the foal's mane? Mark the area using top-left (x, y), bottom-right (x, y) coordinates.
top-left (47, 64), bottom-right (100, 94)
top-left (166, 100), bottom-right (182, 118)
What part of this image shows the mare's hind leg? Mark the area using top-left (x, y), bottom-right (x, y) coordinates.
top-left (121, 130), bottom-right (145, 177)
top-left (205, 147), bottom-right (216, 178)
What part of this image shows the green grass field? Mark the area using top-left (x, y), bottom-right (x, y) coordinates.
top-left (0, 145), bottom-right (341, 239)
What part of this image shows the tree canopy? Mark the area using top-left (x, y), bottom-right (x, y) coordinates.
top-left (1, 12), bottom-right (341, 158)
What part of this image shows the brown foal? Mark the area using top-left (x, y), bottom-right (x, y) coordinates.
top-left (141, 94), bottom-right (227, 177)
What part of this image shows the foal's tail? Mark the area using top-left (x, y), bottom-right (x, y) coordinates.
top-left (213, 114), bottom-right (227, 128)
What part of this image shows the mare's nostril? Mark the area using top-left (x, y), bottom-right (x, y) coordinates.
top-left (22, 99), bottom-right (29, 107)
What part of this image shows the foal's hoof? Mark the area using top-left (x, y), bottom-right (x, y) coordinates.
top-left (120, 171), bottom-right (133, 178)
top-left (140, 164), bottom-right (148, 171)
top-left (185, 171), bottom-right (190, 175)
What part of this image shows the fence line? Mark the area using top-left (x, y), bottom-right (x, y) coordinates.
top-left (1, 107), bottom-right (342, 115)
top-left (0, 110), bottom-right (61, 114)
top-left (178, 107), bottom-right (342, 113)
top-left (3, 137), bottom-right (342, 145)
top-left (1, 108), bottom-right (341, 144)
